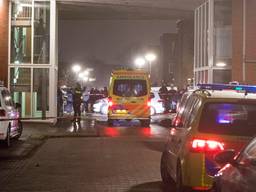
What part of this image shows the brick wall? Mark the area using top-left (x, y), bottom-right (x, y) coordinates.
top-left (0, 0), bottom-right (9, 86)
top-left (245, 0), bottom-right (256, 84)
top-left (176, 19), bottom-right (194, 88)
top-left (232, 0), bottom-right (256, 84)
top-left (232, 0), bottom-right (243, 83)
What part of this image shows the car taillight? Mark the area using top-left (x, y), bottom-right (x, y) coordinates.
top-left (0, 109), bottom-right (6, 117)
top-left (147, 100), bottom-right (151, 107)
top-left (108, 97), bottom-right (113, 107)
top-left (191, 139), bottom-right (224, 153)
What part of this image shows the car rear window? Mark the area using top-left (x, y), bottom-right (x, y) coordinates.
top-left (199, 102), bottom-right (256, 136)
top-left (113, 79), bottom-right (147, 97)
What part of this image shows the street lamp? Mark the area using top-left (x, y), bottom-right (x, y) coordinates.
top-left (134, 57), bottom-right (146, 69)
top-left (82, 76), bottom-right (89, 82)
top-left (78, 72), bottom-right (84, 79)
top-left (82, 70), bottom-right (89, 76)
top-left (72, 64), bottom-right (81, 73)
top-left (145, 53), bottom-right (156, 77)
top-left (89, 78), bottom-right (96, 82)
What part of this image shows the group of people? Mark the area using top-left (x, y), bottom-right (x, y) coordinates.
top-left (159, 83), bottom-right (186, 113)
top-left (57, 83), bottom-right (108, 122)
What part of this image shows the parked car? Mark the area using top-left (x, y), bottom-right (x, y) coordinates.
top-left (212, 136), bottom-right (256, 192)
top-left (161, 84), bottom-right (256, 191)
top-left (0, 85), bottom-right (22, 147)
top-left (150, 91), bottom-right (165, 115)
top-left (93, 98), bottom-right (108, 114)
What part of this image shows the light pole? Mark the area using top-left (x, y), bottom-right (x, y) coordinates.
top-left (145, 53), bottom-right (156, 77)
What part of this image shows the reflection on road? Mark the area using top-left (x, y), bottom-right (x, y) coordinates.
top-left (56, 114), bottom-right (170, 138)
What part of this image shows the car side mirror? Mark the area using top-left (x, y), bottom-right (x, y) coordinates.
top-left (214, 150), bottom-right (236, 165)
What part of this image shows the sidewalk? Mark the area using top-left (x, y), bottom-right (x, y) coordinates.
top-left (21, 119), bottom-right (100, 140)
top-left (0, 119), bottom-right (100, 160)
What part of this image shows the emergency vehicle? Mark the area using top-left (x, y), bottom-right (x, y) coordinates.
top-left (161, 84), bottom-right (256, 191)
top-left (108, 69), bottom-right (151, 126)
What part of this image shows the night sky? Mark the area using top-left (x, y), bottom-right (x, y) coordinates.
top-left (58, 19), bottom-right (177, 87)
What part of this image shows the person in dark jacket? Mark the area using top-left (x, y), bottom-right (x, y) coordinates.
top-left (72, 83), bottom-right (82, 122)
top-left (159, 82), bottom-right (169, 112)
top-left (57, 87), bottom-right (63, 117)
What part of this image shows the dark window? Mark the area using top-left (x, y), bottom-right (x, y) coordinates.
top-left (199, 102), bottom-right (256, 136)
top-left (113, 79), bottom-right (147, 97)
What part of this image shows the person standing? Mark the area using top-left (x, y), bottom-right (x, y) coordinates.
top-left (159, 82), bottom-right (169, 113)
top-left (72, 83), bottom-right (82, 122)
top-left (57, 87), bottom-right (63, 117)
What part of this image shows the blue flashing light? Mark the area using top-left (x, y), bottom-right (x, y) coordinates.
top-left (197, 83), bottom-right (256, 93)
top-left (218, 119), bottom-right (231, 124)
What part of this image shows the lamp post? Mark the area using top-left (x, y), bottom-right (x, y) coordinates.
top-left (145, 53), bottom-right (156, 77)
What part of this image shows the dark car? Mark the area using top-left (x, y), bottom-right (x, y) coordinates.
top-left (212, 137), bottom-right (256, 192)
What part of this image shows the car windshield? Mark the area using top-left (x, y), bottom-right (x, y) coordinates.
top-left (113, 79), bottom-right (147, 97)
top-left (1, 90), bottom-right (14, 107)
top-left (199, 102), bottom-right (256, 136)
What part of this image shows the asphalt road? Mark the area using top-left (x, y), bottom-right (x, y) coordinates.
top-left (0, 117), bottom-right (171, 192)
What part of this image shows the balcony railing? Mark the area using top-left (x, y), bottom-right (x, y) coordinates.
top-left (12, 4), bottom-right (32, 21)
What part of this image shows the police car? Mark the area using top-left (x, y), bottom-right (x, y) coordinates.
top-left (161, 84), bottom-right (256, 191)
top-left (0, 83), bottom-right (22, 147)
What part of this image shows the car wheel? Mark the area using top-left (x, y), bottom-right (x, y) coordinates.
top-left (176, 162), bottom-right (188, 192)
top-left (5, 123), bottom-right (11, 148)
top-left (160, 152), bottom-right (176, 190)
top-left (14, 120), bottom-right (23, 140)
top-left (140, 119), bottom-right (150, 127)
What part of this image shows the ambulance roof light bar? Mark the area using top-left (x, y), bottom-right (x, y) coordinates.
top-left (197, 83), bottom-right (256, 93)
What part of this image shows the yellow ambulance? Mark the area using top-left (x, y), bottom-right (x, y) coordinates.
top-left (108, 69), bottom-right (151, 126)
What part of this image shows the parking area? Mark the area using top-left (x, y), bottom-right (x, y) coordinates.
top-left (0, 118), bottom-right (169, 192)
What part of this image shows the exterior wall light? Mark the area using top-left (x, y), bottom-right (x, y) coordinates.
top-left (216, 62), bottom-right (227, 67)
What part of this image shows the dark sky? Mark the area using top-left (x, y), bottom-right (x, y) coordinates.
top-left (59, 20), bottom-right (176, 66)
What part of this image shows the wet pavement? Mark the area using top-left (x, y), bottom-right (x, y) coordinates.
top-left (17, 113), bottom-right (171, 138)
top-left (0, 113), bottom-right (172, 192)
